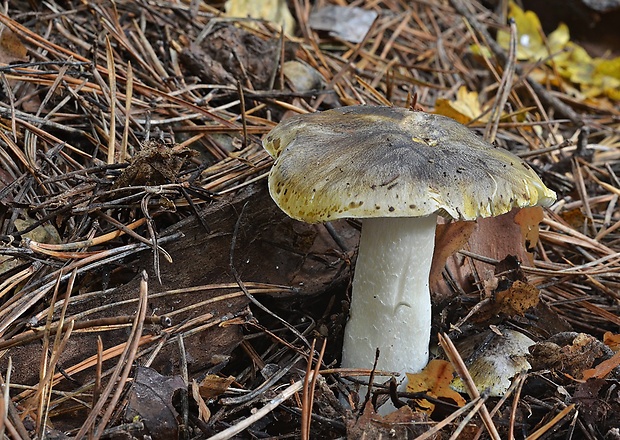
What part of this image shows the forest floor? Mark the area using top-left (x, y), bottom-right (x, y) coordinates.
top-left (1, 0), bottom-right (620, 439)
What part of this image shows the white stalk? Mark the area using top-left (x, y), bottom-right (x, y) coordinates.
top-left (341, 214), bottom-right (437, 384)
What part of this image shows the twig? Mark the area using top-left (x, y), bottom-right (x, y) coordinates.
top-left (120, 61), bottom-right (133, 161)
top-left (413, 395), bottom-right (485, 440)
top-left (301, 338), bottom-right (316, 440)
top-left (448, 395), bottom-right (489, 440)
top-left (526, 404), bottom-right (576, 440)
top-left (105, 36), bottom-right (117, 164)
top-left (301, 338), bottom-right (326, 440)
top-left (237, 81), bottom-right (248, 148)
top-left (362, 348), bottom-right (380, 413)
top-left (484, 18), bottom-right (517, 144)
top-left (0, 357), bottom-right (10, 439)
top-left (75, 270), bottom-right (149, 439)
top-left (207, 374), bottom-right (312, 440)
top-left (508, 374), bottom-right (526, 440)
top-left (219, 354), bottom-right (303, 406)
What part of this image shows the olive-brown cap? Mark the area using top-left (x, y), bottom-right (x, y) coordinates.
top-left (263, 106), bottom-right (556, 223)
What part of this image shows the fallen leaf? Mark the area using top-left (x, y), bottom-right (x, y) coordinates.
top-left (495, 2), bottom-right (620, 101)
top-left (0, 25), bottom-right (28, 64)
top-left (191, 380), bottom-right (211, 423)
top-left (572, 380), bottom-right (608, 426)
top-left (560, 207), bottom-right (586, 230)
top-left (347, 401), bottom-right (436, 439)
top-left (514, 206), bottom-right (544, 256)
top-left (14, 218), bottom-right (61, 245)
top-left (308, 5), bottom-right (378, 44)
top-left (0, 26), bottom-right (42, 113)
top-left (555, 43), bottom-right (620, 100)
top-left (468, 209), bottom-right (534, 290)
top-left (497, 2), bottom-right (568, 61)
top-left (430, 221), bottom-right (475, 293)
top-left (125, 367), bottom-right (186, 440)
top-left (282, 60), bottom-right (325, 93)
top-left (225, 0), bottom-right (295, 35)
top-left (1, 217), bottom-right (62, 277)
top-left (434, 86), bottom-right (488, 124)
top-left (495, 280), bottom-right (540, 316)
top-left (198, 374), bottom-right (236, 400)
top-left (604, 332), bottom-right (620, 352)
top-left (582, 350), bottom-right (620, 380)
top-left (406, 359), bottom-right (466, 414)
top-left (433, 210), bottom-right (534, 302)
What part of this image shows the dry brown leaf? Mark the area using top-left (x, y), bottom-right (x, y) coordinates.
top-left (495, 280), bottom-right (540, 316)
top-left (198, 374), bottom-right (236, 400)
top-left (430, 221), bottom-right (476, 293)
top-left (582, 350), bottom-right (620, 380)
top-left (192, 380), bottom-right (211, 423)
top-left (0, 26), bottom-right (41, 113)
top-left (347, 401), bottom-right (436, 439)
top-left (604, 332), bottom-right (620, 352)
top-left (514, 206), bottom-right (544, 257)
top-left (469, 209), bottom-right (534, 287)
top-left (560, 207), bottom-right (586, 230)
top-left (125, 367), bottom-right (186, 440)
top-left (406, 359), bottom-right (466, 414)
top-left (0, 25), bottom-right (28, 64)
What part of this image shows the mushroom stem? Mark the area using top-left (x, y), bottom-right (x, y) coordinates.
top-left (341, 214), bottom-right (437, 383)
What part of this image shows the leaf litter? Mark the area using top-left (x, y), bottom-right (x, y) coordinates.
top-left (0, 0), bottom-right (619, 438)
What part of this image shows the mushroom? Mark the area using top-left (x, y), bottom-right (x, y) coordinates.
top-left (262, 105), bottom-right (556, 388)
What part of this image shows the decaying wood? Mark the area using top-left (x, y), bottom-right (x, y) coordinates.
top-left (3, 183), bottom-right (355, 425)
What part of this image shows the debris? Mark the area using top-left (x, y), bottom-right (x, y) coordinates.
top-left (347, 401), bottom-right (436, 439)
top-left (309, 5), bottom-right (378, 43)
top-left (125, 367), bottom-right (187, 440)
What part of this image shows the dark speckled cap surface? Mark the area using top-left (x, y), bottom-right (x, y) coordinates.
top-left (263, 105), bottom-right (556, 223)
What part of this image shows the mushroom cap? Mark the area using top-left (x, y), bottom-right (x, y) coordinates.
top-left (263, 105), bottom-right (556, 223)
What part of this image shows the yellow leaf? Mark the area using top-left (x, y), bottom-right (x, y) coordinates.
top-left (497, 2), bottom-right (568, 61)
top-left (557, 43), bottom-right (620, 100)
top-left (497, 3), bottom-right (542, 60)
top-left (494, 2), bottom-right (619, 101)
top-left (596, 57), bottom-right (620, 80)
top-left (469, 43), bottom-right (493, 59)
top-left (406, 359), bottom-right (465, 414)
top-left (225, 0), bottom-right (295, 35)
top-left (547, 23), bottom-right (570, 52)
top-left (434, 86), bottom-right (485, 123)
